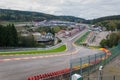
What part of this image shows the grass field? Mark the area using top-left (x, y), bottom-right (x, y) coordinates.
top-left (88, 46), bottom-right (101, 49)
top-left (0, 21), bottom-right (30, 25)
top-left (0, 45), bottom-right (66, 55)
top-left (75, 31), bottom-right (90, 45)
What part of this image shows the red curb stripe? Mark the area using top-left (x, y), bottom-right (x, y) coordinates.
top-left (0, 49), bottom-right (79, 63)
top-left (0, 60), bottom-right (4, 62)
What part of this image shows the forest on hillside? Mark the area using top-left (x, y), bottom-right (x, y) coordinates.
top-left (0, 9), bottom-right (85, 22)
top-left (0, 24), bottom-right (38, 48)
top-left (100, 31), bottom-right (120, 48)
top-left (88, 15), bottom-right (120, 31)
top-left (92, 15), bottom-right (120, 23)
top-left (95, 20), bottom-right (120, 31)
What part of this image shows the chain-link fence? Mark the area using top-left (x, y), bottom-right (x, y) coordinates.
top-left (70, 44), bottom-right (120, 80)
top-left (27, 44), bottom-right (120, 80)
top-left (84, 75), bottom-right (120, 80)
top-left (70, 52), bottom-right (105, 78)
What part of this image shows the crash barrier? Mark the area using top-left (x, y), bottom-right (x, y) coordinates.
top-left (27, 44), bottom-right (120, 80)
top-left (0, 42), bottom-right (64, 52)
top-left (27, 68), bottom-right (70, 80)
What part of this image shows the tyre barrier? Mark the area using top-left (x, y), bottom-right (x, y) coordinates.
top-left (27, 68), bottom-right (70, 80)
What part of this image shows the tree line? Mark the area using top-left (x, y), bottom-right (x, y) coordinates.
top-left (83, 15), bottom-right (120, 24)
top-left (100, 32), bottom-right (120, 48)
top-left (95, 20), bottom-right (120, 31)
top-left (0, 24), bottom-right (38, 48)
top-left (0, 24), bottom-right (66, 48)
top-left (36, 26), bottom-right (68, 35)
top-left (0, 24), bottom-right (18, 47)
top-left (92, 15), bottom-right (120, 24)
top-left (0, 9), bottom-right (84, 22)
top-left (92, 15), bottom-right (120, 48)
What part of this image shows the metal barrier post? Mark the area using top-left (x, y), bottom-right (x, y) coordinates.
top-left (113, 75), bottom-right (115, 80)
top-left (100, 54), bottom-right (103, 65)
top-left (95, 54), bottom-right (97, 69)
top-left (70, 60), bottom-right (72, 80)
top-left (104, 52), bottom-right (107, 65)
top-left (88, 56), bottom-right (90, 80)
top-left (80, 58), bottom-right (82, 76)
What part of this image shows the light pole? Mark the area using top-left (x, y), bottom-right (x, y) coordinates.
top-left (98, 65), bottom-right (103, 80)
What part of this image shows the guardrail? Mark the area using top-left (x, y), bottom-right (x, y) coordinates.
top-left (0, 42), bottom-right (64, 52)
top-left (27, 68), bottom-right (70, 80)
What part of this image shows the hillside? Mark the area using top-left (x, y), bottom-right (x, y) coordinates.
top-left (88, 15), bottom-right (120, 31)
top-left (92, 15), bottom-right (120, 23)
top-left (0, 9), bottom-right (85, 22)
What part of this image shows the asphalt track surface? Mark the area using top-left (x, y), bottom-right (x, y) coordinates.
top-left (0, 26), bottom-right (103, 80)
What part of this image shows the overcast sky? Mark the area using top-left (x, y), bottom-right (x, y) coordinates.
top-left (0, 0), bottom-right (119, 19)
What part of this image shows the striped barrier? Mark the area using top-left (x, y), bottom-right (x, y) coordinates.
top-left (27, 68), bottom-right (70, 80)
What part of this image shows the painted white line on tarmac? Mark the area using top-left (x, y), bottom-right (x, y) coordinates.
top-left (0, 48), bottom-right (79, 63)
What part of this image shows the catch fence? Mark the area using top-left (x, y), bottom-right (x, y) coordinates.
top-left (70, 44), bottom-right (120, 80)
top-left (84, 75), bottom-right (120, 80)
top-left (27, 44), bottom-right (120, 80)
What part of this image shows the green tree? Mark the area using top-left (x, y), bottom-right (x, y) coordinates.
top-left (10, 24), bottom-right (18, 46)
top-left (0, 24), bottom-right (18, 47)
top-left (100, 39), bottom-right (108, 47)
top-left (0, 25), bottom-right (5, 46)
top-left (18, 36), bottom-right (38, 47)
top-left (96, 20), bottom-right (120, 31)
top-left (108, 33), bottom-right (119, 47)
top-left (100, 32), bottom-right (120, 48)
top-left (52, 26), bottom-right (61, 33)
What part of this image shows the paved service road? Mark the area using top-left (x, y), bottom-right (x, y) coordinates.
top-left (0, 24), bottom-right (103, 80)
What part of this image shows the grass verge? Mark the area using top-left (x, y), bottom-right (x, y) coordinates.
top-left (75, 31), bottom-right (90, 45)
top-left (88, 46), bottom-right (101, 49)
top-left (0, 45), bottom-right (66, 55)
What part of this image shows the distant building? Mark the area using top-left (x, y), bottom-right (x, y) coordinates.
top-left (57, 24), bottom-right (85, 38)
top-left (32, 32), bottom-right (41, 41)
top-left (21, 33), bottom-right (29, 37)
top-left (32, 32), bottom-right (54, 43)
top-left (32, 20), bottom-right (76, 27)
top-left (20, 30), bottom-right (30, 37)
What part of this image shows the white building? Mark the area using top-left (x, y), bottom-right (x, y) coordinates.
top-left (32, 32), bottom-right (41, 41)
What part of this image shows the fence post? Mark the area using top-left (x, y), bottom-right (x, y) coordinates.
top-left (113, 75), bottom-right (115, 80)
top-left (88, 56), bottom-right (90, 80)
top-left (80, 58), bottom-right (82, 76)
top-left (70, 60), bottom-right (72, 80)
top-left (100, 54), bottom-right (103, 65)
top-left (104, 52), bottom-right (107, 65)
top-left (95, 54), bottom-right (97, 70)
